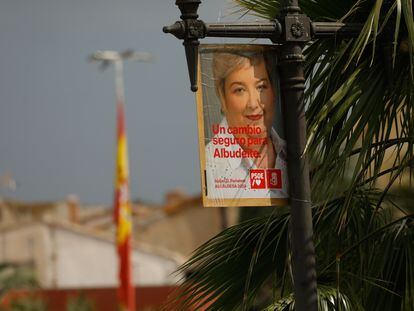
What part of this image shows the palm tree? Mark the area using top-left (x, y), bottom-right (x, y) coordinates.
top-left (167, 0), bottom-right (414, 310)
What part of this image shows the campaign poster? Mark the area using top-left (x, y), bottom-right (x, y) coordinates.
top-left (196, 44), bottom-right (289, 207)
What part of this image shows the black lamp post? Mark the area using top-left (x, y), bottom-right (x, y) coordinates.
top-left (163, 1), bottom-right (361, 309)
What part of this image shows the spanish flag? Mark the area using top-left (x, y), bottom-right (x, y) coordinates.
top-left (114, 101), bottom-right (136, 311)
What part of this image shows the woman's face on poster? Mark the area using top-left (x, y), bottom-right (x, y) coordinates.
top-left (221, 56), bottom-right (275, 139)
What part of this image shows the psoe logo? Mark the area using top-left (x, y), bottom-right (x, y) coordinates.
top-left (266, 169), bottom-right (282, 189)
top-left (249, 169), bottom-right (266, 189)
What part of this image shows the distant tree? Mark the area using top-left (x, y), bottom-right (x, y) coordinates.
top-left (66, 293), bottom-right (95, 311)
top-left (7, 297), bottom-right (46, 311)
top-left (0, 263), bottom-right (47, 311)
top-left (0, 263), bottom-right (37, 301)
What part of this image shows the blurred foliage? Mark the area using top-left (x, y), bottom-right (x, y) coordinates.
top-left (66, 293), bottom-right (95, 311)
top-left (0, 264), bottom-right (37, 300)
top-left (1, 297), bottom-right (46, 311)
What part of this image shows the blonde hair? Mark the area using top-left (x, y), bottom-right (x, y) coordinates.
top-left (212, 52), bottom-right (272, 106)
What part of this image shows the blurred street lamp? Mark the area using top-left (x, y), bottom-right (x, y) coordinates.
top-left (89, 50), bottom-right (154, 103)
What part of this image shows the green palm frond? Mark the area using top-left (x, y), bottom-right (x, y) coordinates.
top-left (264, 285), bottom-right (353, 311)
top-left (233, 0), bottom-right (279, 19)
top-left (167, 187), bottom-right (414, 310)
top-left (306, 1), bottom-right (413, 206)
top-left (168, 211), bottom-right (290, 310)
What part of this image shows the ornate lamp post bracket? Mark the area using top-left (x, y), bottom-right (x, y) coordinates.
top-left (284, 14), bottom-right (311, 42)
top-left (163, 1), bottom-right (363, 91)
top-left (163, 0), bottom-right (206, 91)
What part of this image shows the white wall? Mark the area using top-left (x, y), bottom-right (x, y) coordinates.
top-left (54, 227), bottom-right (180, 287)
top-left (0, 223), bottom-right (182, 288)
top-left (0, 224), bottom-right (53, 286)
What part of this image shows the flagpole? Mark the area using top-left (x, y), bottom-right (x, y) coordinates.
top-left (89, 50), bottom-right (153, 311)
top-left (114, 60), bottom-right (125, 105)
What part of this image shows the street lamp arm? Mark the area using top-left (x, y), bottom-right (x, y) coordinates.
top-left (205, 21), bottom-right (282, 40)
top-left (163, 20), bottom-right (282, 40)
top-left (163, 0), bottom-right (364, 92)
top-left (163, 16), bottom-right (363, 91)
top-left (163, 19), bottom-right (364, 42)
top-left (312, 22), bottom-right (364, 38)
top-left (163, 22), bottom-right (186, 40)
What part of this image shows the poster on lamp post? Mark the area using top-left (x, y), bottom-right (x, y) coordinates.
top-left (196, 44), bottom-right (289, 207)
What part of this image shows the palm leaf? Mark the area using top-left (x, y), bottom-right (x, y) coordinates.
top-left (264, 285), bottom-right (353, 311)
top-left (167, 211), bottom-right (290, 310)
top-left (167, 187), bottom-right (414, 310)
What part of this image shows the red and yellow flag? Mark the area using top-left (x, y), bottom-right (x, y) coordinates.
top-left (114, 101), bottom-right (136, 311)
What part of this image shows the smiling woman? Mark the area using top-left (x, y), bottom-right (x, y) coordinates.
top-left (197, 45), bottom-right (289, 207)
top-left (213, 51), bottom-right (277, 169)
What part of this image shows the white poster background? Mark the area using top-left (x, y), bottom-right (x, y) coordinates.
top-left (197, 44), bottom-right (289, 207)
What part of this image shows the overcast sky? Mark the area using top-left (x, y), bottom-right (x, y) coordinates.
top-left (0, 0), bottom-right (263, 205)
